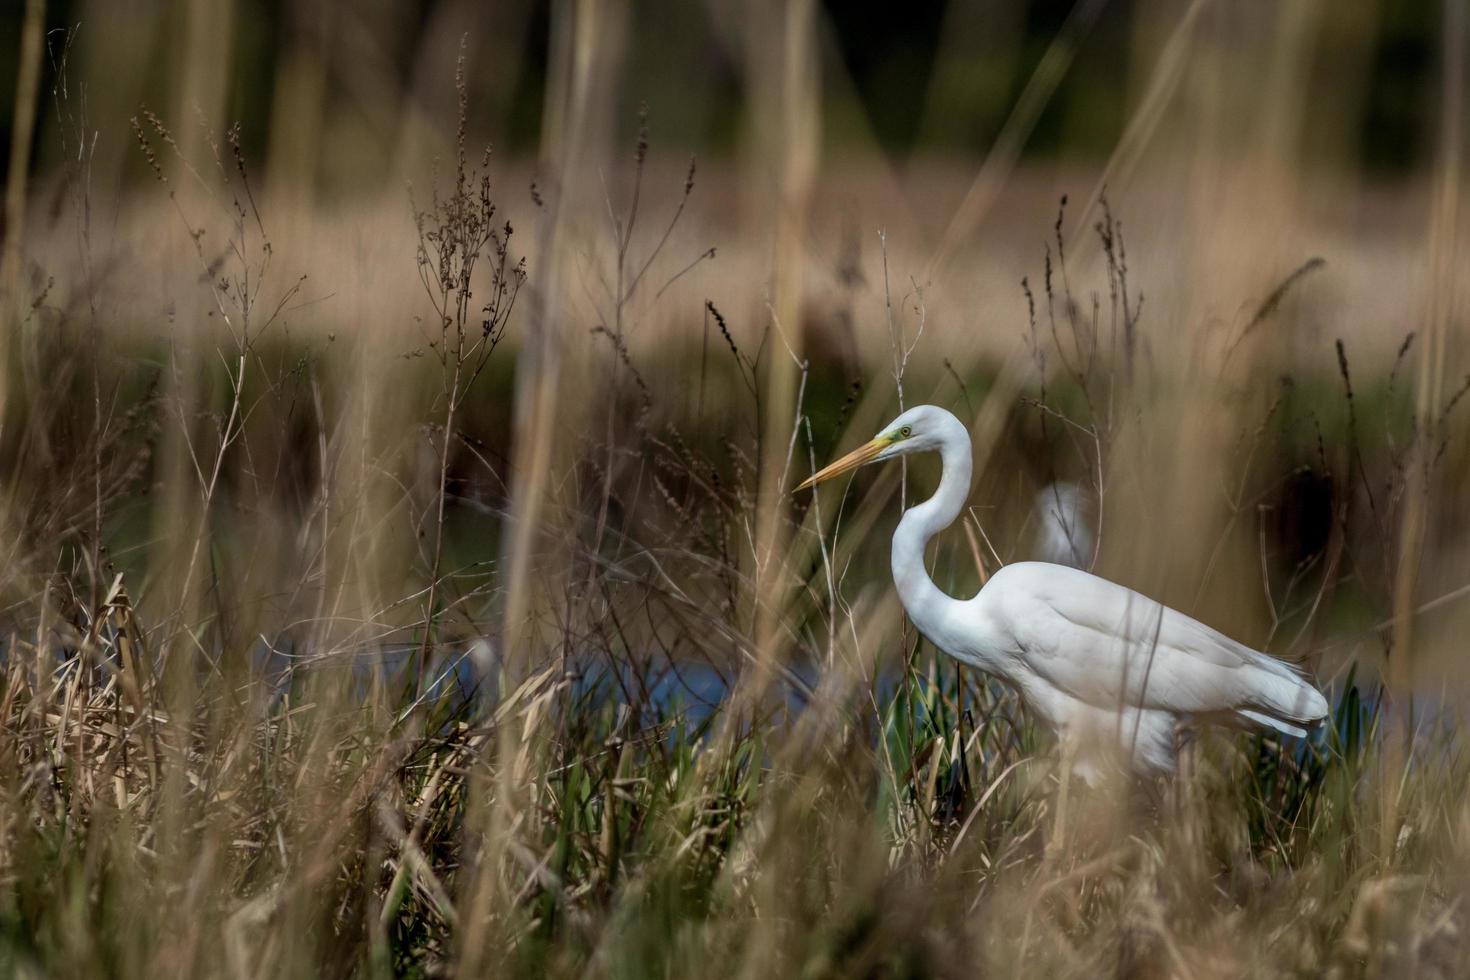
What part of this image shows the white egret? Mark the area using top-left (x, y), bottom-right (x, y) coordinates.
top-left (798, 405), bottom-right (1329, 782)
top-left (1032, 481), bottom-right (1093, 568)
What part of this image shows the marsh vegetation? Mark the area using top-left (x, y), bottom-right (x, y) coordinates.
top-left (1, 3), bottom-right (1469, 977)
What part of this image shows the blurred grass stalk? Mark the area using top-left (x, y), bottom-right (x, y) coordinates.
top-left (1386, 0), bottom-right (1464, 843)
top-left (750, 0), bottom-right (818, 713)
top-left (1, 0), bottom-right (46, 445)
top-left (467, 0), bottom-right (626, 971)
top-left (2, 0), bottom-right (1470, 975)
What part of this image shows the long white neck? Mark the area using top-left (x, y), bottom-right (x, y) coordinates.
top-left (890, 421), bottom-right (972, 636)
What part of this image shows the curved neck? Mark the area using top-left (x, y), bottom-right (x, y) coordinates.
top-left (891, 432), bottom-right (972, 631)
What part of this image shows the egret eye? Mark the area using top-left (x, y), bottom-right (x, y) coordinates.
top-left (900, 425), bottom-right (912, 438)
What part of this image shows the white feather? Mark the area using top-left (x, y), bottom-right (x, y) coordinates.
top-left (815, 405), bottom-right (1331, 782)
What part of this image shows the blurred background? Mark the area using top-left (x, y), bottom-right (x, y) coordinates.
top-left (2, 4), bottom-right (1470, 975)
top-left (0, 0), bottom-right (1465, 689)
top-left (0, 2), bottom-right (1449, 183)
top-left (1, 0), bottom-right (1454, 352)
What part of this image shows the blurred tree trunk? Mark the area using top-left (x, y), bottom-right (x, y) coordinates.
top-left (390, 0), bottom-right (535, 183)
top-left (70, 1), bottom-right (165, 198)
top-left (266, 0), bottom-right (333, 214)
top-left (170, 0), bottom-right (237, 181)
top-left (918, 0), bottom-right (1023, 155)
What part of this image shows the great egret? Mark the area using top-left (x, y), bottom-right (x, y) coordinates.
top-left (1032, 481), bottom-right (1093, 568)
top-left (798, 404), bottom-right (1329, 782)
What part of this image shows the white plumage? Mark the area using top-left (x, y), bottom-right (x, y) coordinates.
top-left (799, 405), bottom-right (1329, 782)
top-left (1032, 481), bottom-right (1093, 567)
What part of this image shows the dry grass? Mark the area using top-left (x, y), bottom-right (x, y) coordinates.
top-left (2, 8), bottom-right (1470, 979)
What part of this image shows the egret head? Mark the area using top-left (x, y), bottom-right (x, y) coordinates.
top-left (796, 405), bottom-right (958, 491)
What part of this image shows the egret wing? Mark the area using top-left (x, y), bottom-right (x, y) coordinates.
top-left (979, 562), bottom-right (1318, 719)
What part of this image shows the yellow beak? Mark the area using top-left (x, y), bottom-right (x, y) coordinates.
top-left (795, 436), bottom-right (892, 492)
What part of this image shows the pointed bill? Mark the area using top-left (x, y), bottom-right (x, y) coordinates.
top-left (795, 436), bottom-right (891, 491)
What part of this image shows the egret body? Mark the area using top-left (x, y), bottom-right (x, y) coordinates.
top-left (799, 405), bottom-right (1329, 782)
